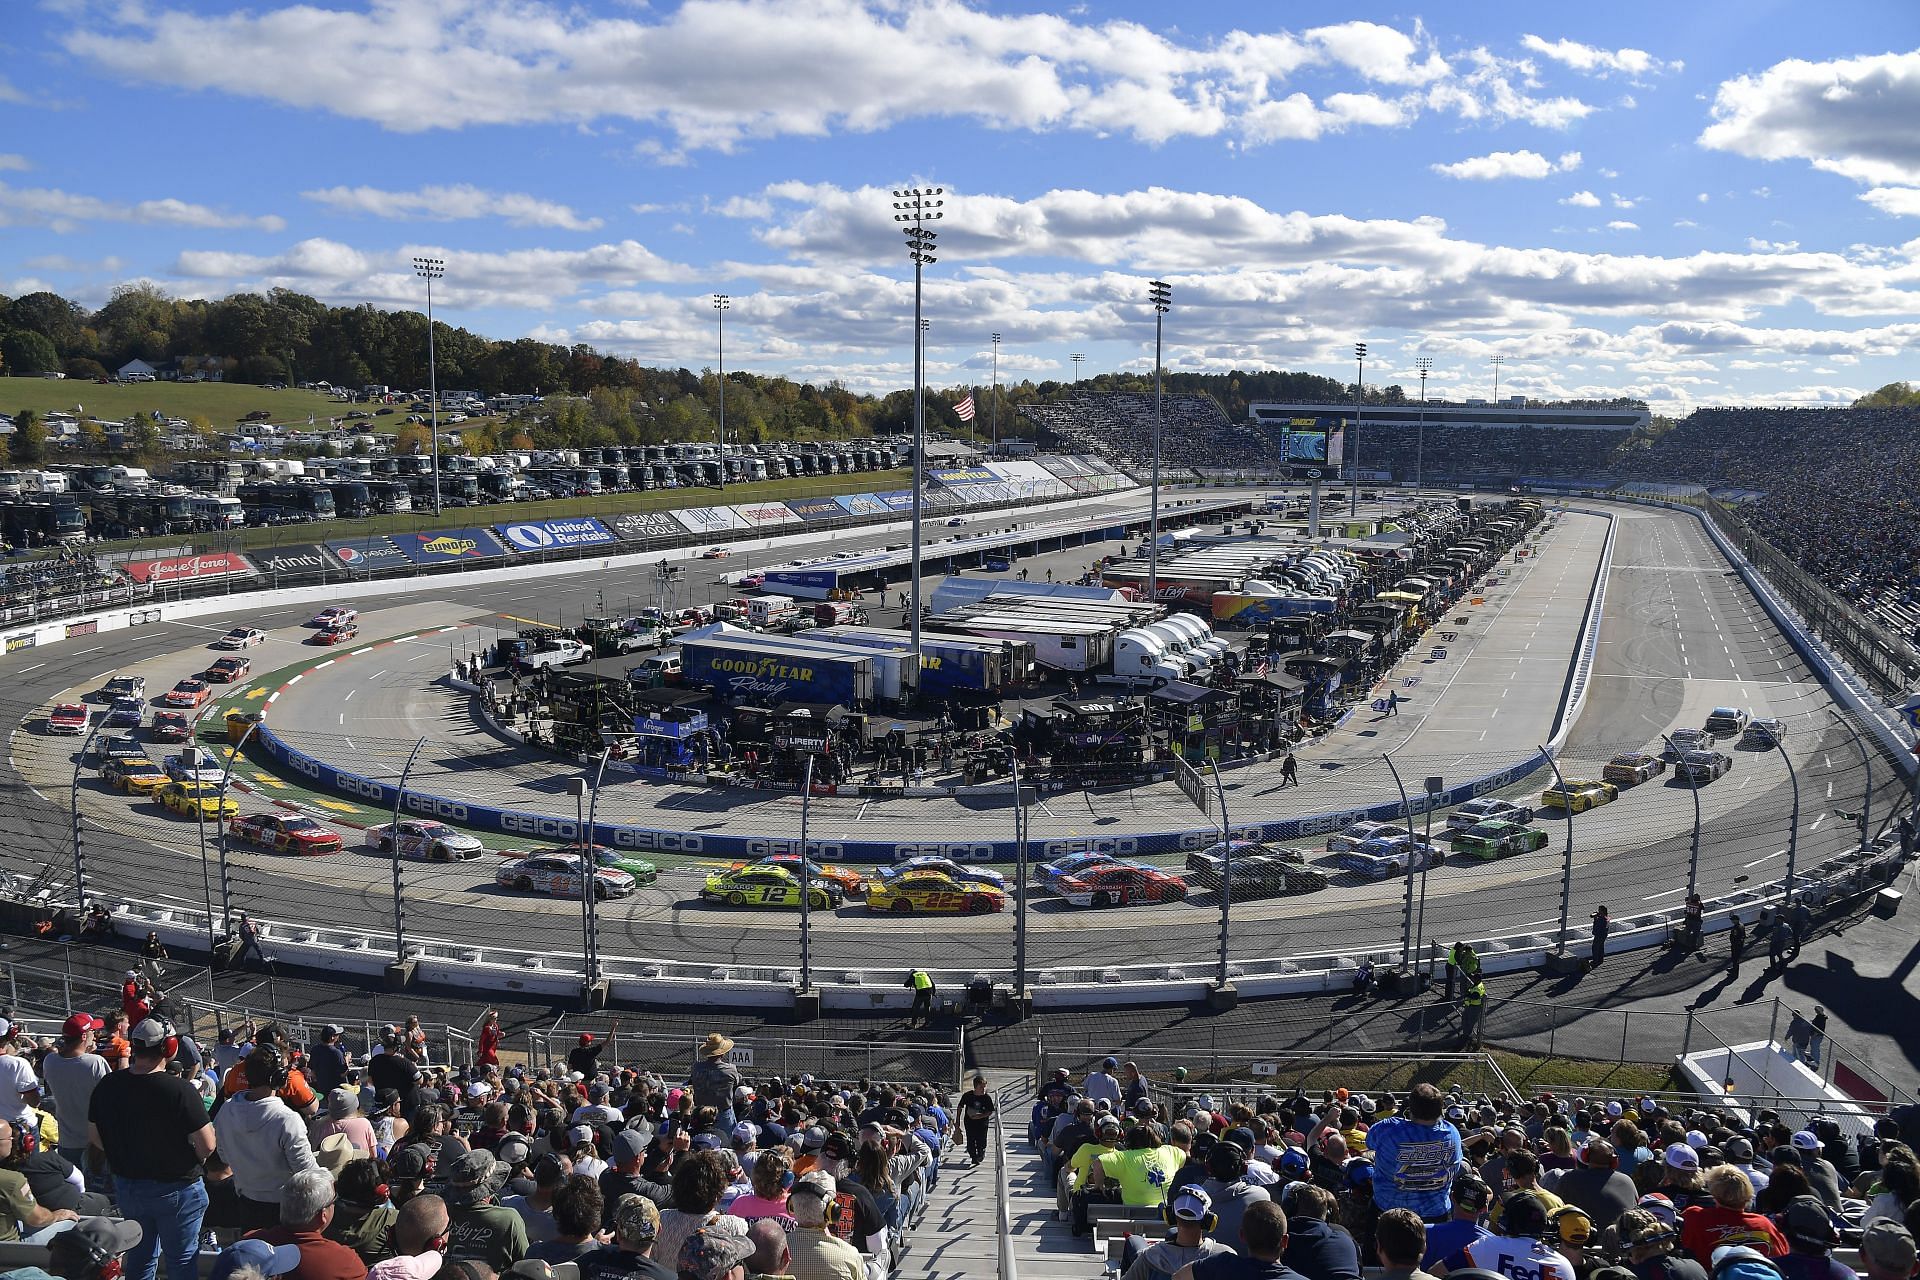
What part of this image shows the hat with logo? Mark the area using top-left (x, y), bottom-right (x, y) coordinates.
top-left (1170, 1185), bottom-right (1214, 1222)
top-left (1780, 1196), bottom-right (1838, 1248)
top-left (1605, 1100), bottom-right (1624, 1118)
top-left (1663, 1143), bottom-right (1699, 1170)
top-left (209, 1238), bottom-right (300, 1280)
top-left (62, 1013), bottom-right (104, 1039)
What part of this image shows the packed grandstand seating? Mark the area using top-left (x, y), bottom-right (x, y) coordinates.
top-left (1356, 424), bottom-right (1628, 483)
top-left (1022, 394), bottom-right (1289, 472)
top-left (1624, 407), bottom-right (1920, 644)
top-left (1, 551), bottom-right (130, 613)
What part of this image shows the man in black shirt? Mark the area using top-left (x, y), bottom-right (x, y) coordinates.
top-left (598, 1130), bottom-right (671, 1223)
top-left (306, 1025), bottom-right (350, 1094)
top-left (958, 1077), bottom-right (995, 1167)
top-left (88, 1018), bottom-right (215, 1280)
top-left (567, 1026), bottom-right (616, 1081)
top-left (369, 1039), bottom-right (423, 1118)
top-left (576, 1195), bottom-right (673, 1280)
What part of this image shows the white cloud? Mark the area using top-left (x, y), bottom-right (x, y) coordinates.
top-left (1431, 149), bottom-right (1577, 180)
top-left (302, 184), bottom-right (602, 230)
top-left (0, 155), bottom-right (28, 171)
top-left (1697, 193), bottom-right (1710, 203)
top-left (1520, 35), bottom-right (1680, 78)
top-left (1560, 190), bottom-right (1601, 207)
top-left (1610, 194), bottom-right (1639, 209)
top-left (61, 1), bottom-right (1585, 151)
top-left (709, 196), bottom-right (774, 219)
top-left (1605, 220), bottom-right (1639, 231)
top-left (1700, 49), bottom-right (1920, 187)
top-left (1746, 237), bottom-right (1801, 252)
top-left (1861, 187), bottom-right (1920, 217)
top-left (1674, 218), bottom-right (1699, 228)
top-left (0, 182), bottom-right (284, 233)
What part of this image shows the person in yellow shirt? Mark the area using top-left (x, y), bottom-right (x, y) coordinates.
top-left (1068, 1118), bottom-right (1125, 1236)
top-left (1091, 1123), bottom-right (1185, 1207)
top-left (1489, 1149), bottom-right (1564, 1230)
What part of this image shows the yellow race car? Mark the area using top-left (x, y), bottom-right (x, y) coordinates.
top-left (1541, 779), bottom-right (1619, 813)
top-left (102, 756), bottom-right (168, 795)
top-left (154, 781), bottom-right (239, 822)
top-left (866, 870), bottom-right (1007, 915)
top-left (701, 864), bottom-right (842, 910)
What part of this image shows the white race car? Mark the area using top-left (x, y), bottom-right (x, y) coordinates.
top-left (1325, 820), bottom-right (1415, 854)
top-left (215, 627), bottom-right (267, 649)
top-left (1445, 797), bottom-right (1536, 832)
top-left (310, 606), bottom-right (358, 628)
top-left (366, 820), bottom-right (485, 861)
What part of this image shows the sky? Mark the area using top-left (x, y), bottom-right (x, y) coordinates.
top-left (2, 0), bottom-right (1919, 412)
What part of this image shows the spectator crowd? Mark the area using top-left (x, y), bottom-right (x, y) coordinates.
top-left (0, 549), bottom-right (131, 615)
top-left (1024, 1061), bottom-right (1920, 1280)
top-left (0, 1006), bottom-right (962, 1280)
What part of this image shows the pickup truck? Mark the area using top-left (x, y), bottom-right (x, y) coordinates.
top-left (516, 639), bottom-right (592, 670)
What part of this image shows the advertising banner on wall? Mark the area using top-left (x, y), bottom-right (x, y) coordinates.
top-left (730, 503), bottom-right (798, 529)
top-left (393, 528), bottom-right (509, 565)
top-left (835, 493), bottom-right (889, 516)
top-left (328, 537), bottom-right (411, 572)
top-left (876, 490), bottom-right (916, 512)
top-left (495, 517), bottom-right (616, 552)
top-left (608, 512), bottom-right (684, 541)
top-left (252, 545), bottom-right (335, 576)
top-left (671, 506), bottom-right (750, 535)
top-left (123, 552), bottom-right (257, 585)
top-left (785, 497), bottom-right (848, 522)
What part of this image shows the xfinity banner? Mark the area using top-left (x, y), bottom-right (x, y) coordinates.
top-left (123, 552), bottom-right (257, 585)
top-left (328, 536), bottom-right (411, 573)
top-left (496, 517), bottom-right (616, 552)
top-left (395, 527), bottom-right (508, 564)
top-left (609, 512), bottom-right (682, 541)
top-left (253, 544), bottom-right (334, 576)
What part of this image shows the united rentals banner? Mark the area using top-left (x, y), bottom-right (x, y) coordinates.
top-left (122, 552), bottom-right (257, 585)
top-left (495, 517), bottom-right (617, 552)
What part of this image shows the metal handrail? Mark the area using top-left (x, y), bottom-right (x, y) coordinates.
top-left (993, 1090), bottom-right (1018, 1280)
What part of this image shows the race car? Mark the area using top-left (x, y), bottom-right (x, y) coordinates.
top-left (876, 856), bottom-right (1008, 891)
top-left (1034, 850), bottom-right (1119, 887)
top-left (228, 812), bottom-right (343, 855)
top-left (1704, 706), bottom-right (1751, 736)
top-left (1541, 779), bottom-right (1618, 813)
top-left (97, 735), bottom-right (149, 764)
top-left (149, 711), bottom-right (193, 742)
top-left (1326, 821), bottom-right (1418, 854)
top-left (1051, 862), bottom-right (1189, 908)
top-left (533, 843), bottom-right (659, 886)
top-left (1451, 819), bottom-right (1552, 862)
top-left (103, 675), bottom-right (146, 702)
top-left (214, 627), bottom-right (266, 650)
top-left (1741, 718), bottom-right (1787, 749)
top-left (1185, 851), bottom-right (1328, 899)
top-left (700, 547), bottom-right (730, 559)
top-left (496, 853), bottom-right (636, 900)
top-left (737, 572), bottom-right (766, 589)
top-left (1335, 835), bottom-right (1438, 879)
top-left (310, 606), bottom-right (357, 628)
top-left (1602, 752), bottom-right (1667, 787)
top-left (1445, 797), bottom-right (1535, 832)
top-left (100, 756), bottom-right (167, 794)
top-left (47, 703), bottom-right (90, 735)
top-left (701, 864), bottom-right (842, 910)
top-left (163, 753), bottom-right (222, 784)
top-left (727, 854), bottom-right (866, 897)
top-left (866, 870), bottom-right (1006, 914)
top-left (154, 781), bottom-right (238, 821)
top-left (366, 820), bottom-right (485, 861)
top-left (158, 678), bottom-right (212, 709)
top-left (104, 697), bottom-right (146, 728)
top-left (205, 656), bottom-right (251, 683)
top-left (1661, 728), bottom-right (1712, 761)
top-left (309, 622), bottom-right (359, 646)
top-left (1675, 750), bottom-right (1733, 785)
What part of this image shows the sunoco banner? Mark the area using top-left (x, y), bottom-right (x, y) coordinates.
top-left (393, 527), bottom-right (508, 564)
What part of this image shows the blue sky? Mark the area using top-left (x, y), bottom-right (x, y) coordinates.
top-left (3, 0), bottom-right (1918, 410)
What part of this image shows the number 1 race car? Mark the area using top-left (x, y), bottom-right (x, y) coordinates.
top-left (228, 812), bottom-right (343, 855)
top-left (866, 870), bottom-right (1006, 914)
top-left (1051, 862), bottom-right (1188, 907)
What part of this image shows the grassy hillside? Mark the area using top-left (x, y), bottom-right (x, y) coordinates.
top-left (0, 377), bottom-right (343, 429)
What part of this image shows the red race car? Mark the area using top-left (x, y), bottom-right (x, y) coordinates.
top-left (228, 813), bottom-right (343, 855)
top-left (205, 657), bottom-right (251, 683)
top-left (1052, 862), bottom-right (1190, 908)
top-left (149, 711), bottom-right (193, 742)
top-left (159, 678), bottom-right (212, 709)
top-left (308, 622), bottom-right (359, 646)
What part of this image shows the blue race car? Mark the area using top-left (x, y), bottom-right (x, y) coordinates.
top-left (104, 696), bottom-right (146, 728)
top-left (877, 856), bottom-right (1009, 891)
top-left (1034, 850), bottom-right (1119, 887)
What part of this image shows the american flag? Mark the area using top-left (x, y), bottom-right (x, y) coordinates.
top-left (954, 394), bottom-right (976, 422)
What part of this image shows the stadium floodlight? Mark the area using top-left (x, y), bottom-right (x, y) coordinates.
top-left (1148, 280), bottom-right (1172, 605)
top-left (893, 186), bottom-right (943, 673)
top-left (1071, 353), bottom-right (1086, 383)
top-left (1351, 342), bottom-right (1367, 517)
top-left (1415, 356), bottom-right (1435, 492)
top-left (714, 295), bottom-right (730, 492)
top-left (990, 332), bottom-right (1002, 450)
top-left (412, 256), bottom-right (446, 517)
top-left (1491, 355), bottom-right (1506, 402)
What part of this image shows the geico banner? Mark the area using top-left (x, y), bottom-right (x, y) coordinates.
top-left (254, 719), bottom-right (1548, 863)
top-left (495, 517), bottom-right (616, 552)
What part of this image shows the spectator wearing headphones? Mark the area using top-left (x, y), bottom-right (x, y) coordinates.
top-left (368, 1193), bottom-right (452, 1280)
top-left (85, 1017), bottom-right (215, 1280)
top-left (1548, 1206), bottom-right (1595, 1280)
top-left (1554, 1141), bottom-right (1639, 1226)
top-left (1489, 1153), bottom-right (1563, 1231)
top-left (1465, 1192), bottom-right (1574, 1280)
top-left (1617, 1207), bottom-right (1708, 1280)
top-left (727, 1145), bottom-right (796, 1229)
top-left (1281, 1182), bottom-right (1361, 1280)
top-left (1120, 1183), bottom-right (1236, 1280)
top-left (0, 1116), bottom-right (80, 1244)
top-left (35, 1218), bottom-right (146, 1280)
top-left (216, 1045), bottom-right (322, 1230)
top-left (782, 1171), bottom-right (863, 1280)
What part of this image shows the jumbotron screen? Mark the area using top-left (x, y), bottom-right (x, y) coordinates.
top-left (1283, 419), bottom-right (1344, 470)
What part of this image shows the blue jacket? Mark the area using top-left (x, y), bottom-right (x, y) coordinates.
top-left (1366, 1116), bottom-right (1465, 1218)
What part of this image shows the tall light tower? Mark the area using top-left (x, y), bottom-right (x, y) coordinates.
top-left (713, 294), bottom-right (729, 491)
top-left (1491, 356), bottom-right (1506, 402)
top-left (989, 332), bottom-right (1001, 452)
top-left (1415, 356), bottom-right (1434, 492)
top-left (411, 256), bottom-right (445, 516)
top-left (1148, 280), bottom-right (1171, 604)
top-left (893, 185), bottom-right (942, 673)
top-left (1350, 341), bottom-right (1367, 517)
top-left (1071, 353), bottom-right (1086, 384)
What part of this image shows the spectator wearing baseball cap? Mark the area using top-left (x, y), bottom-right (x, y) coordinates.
top-left (1859, 1220), bottom-right (1918, 1280)
top-left (208, 1235), bottom-right (302, 1280)
top-left (1617, 1207), bottom-right (1705, 1280)
top-left (575, 1194), bottom-right (670, 1280)
top-left (600, 1129), bottom-right (671, 1224)
top-left (41, 1015), bottom-right (108, 1186)
top-left (1786, 1132), bottom-right (1844, 1213)
top-left (1119, 1184), bottom-right (1232, 1280)
top-left (1658, 1145), bottom-right (1713, 1213)
top-left (1775, 1195), bottom-right (1853, 1280)
top-left (312, 1087), bottom-right (377, 1161)
top-left (1554, 1140), bottom-right (1638, 1226)
top-left (677, 1218), bottom-right (754, 1280)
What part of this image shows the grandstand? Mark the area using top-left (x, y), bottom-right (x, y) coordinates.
top-left (1249, 400), bottom-right (1645, 485)
top-left (1021, 393), bottom-right (1287, 475)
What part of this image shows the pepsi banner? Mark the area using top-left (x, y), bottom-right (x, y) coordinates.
top-left (496, 517), bottom-right (616, 553)
top-left (328, 536), bottom-right (411, 573)
top-left (394, 527), bottom-right (508, 564)
top-left (785, 497), bottom-right (847, 522)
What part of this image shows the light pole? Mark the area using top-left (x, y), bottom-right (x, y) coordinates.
top-left (1540, 746), bottom-right (1578, 952)
top-left (893, 186), bottom-right (943, 675)
top-left (798, 754), bottom-right (816, 995)
top-left (1010, 755), bottom-right (1029, 1005)
top-left (1148, 280), bottom-right (1171, 605)
top-left (69, 723), bottom-right (101, 917)
top-left (389, 737), bottom-right (427, 966)
top-left (1662, 733), bottom-right (1704, 900)
top-left (714, 295), bottom-right (729, 493)
top-left (1415, 357), bottom-right (1433, 492)
top-left (213, 724), bottom-right (260, 934)
top-left (1350, 342), bottom-right (1367, 517)
top-left (1490, 356), bottom-right (1505, 403)
top-left (1383, 754), bottom-right (1417, 969)
top-left (1828, 708), bottom-right (1873, 848)
top-left (412, 257), bottom-right (445, 517)
top-left (1071, 353), bottom-right (1085, 384)
top-left (990, 332), bottom-right (1001, 452)
top-left (1765, 725), bottom-right (1801, 901)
